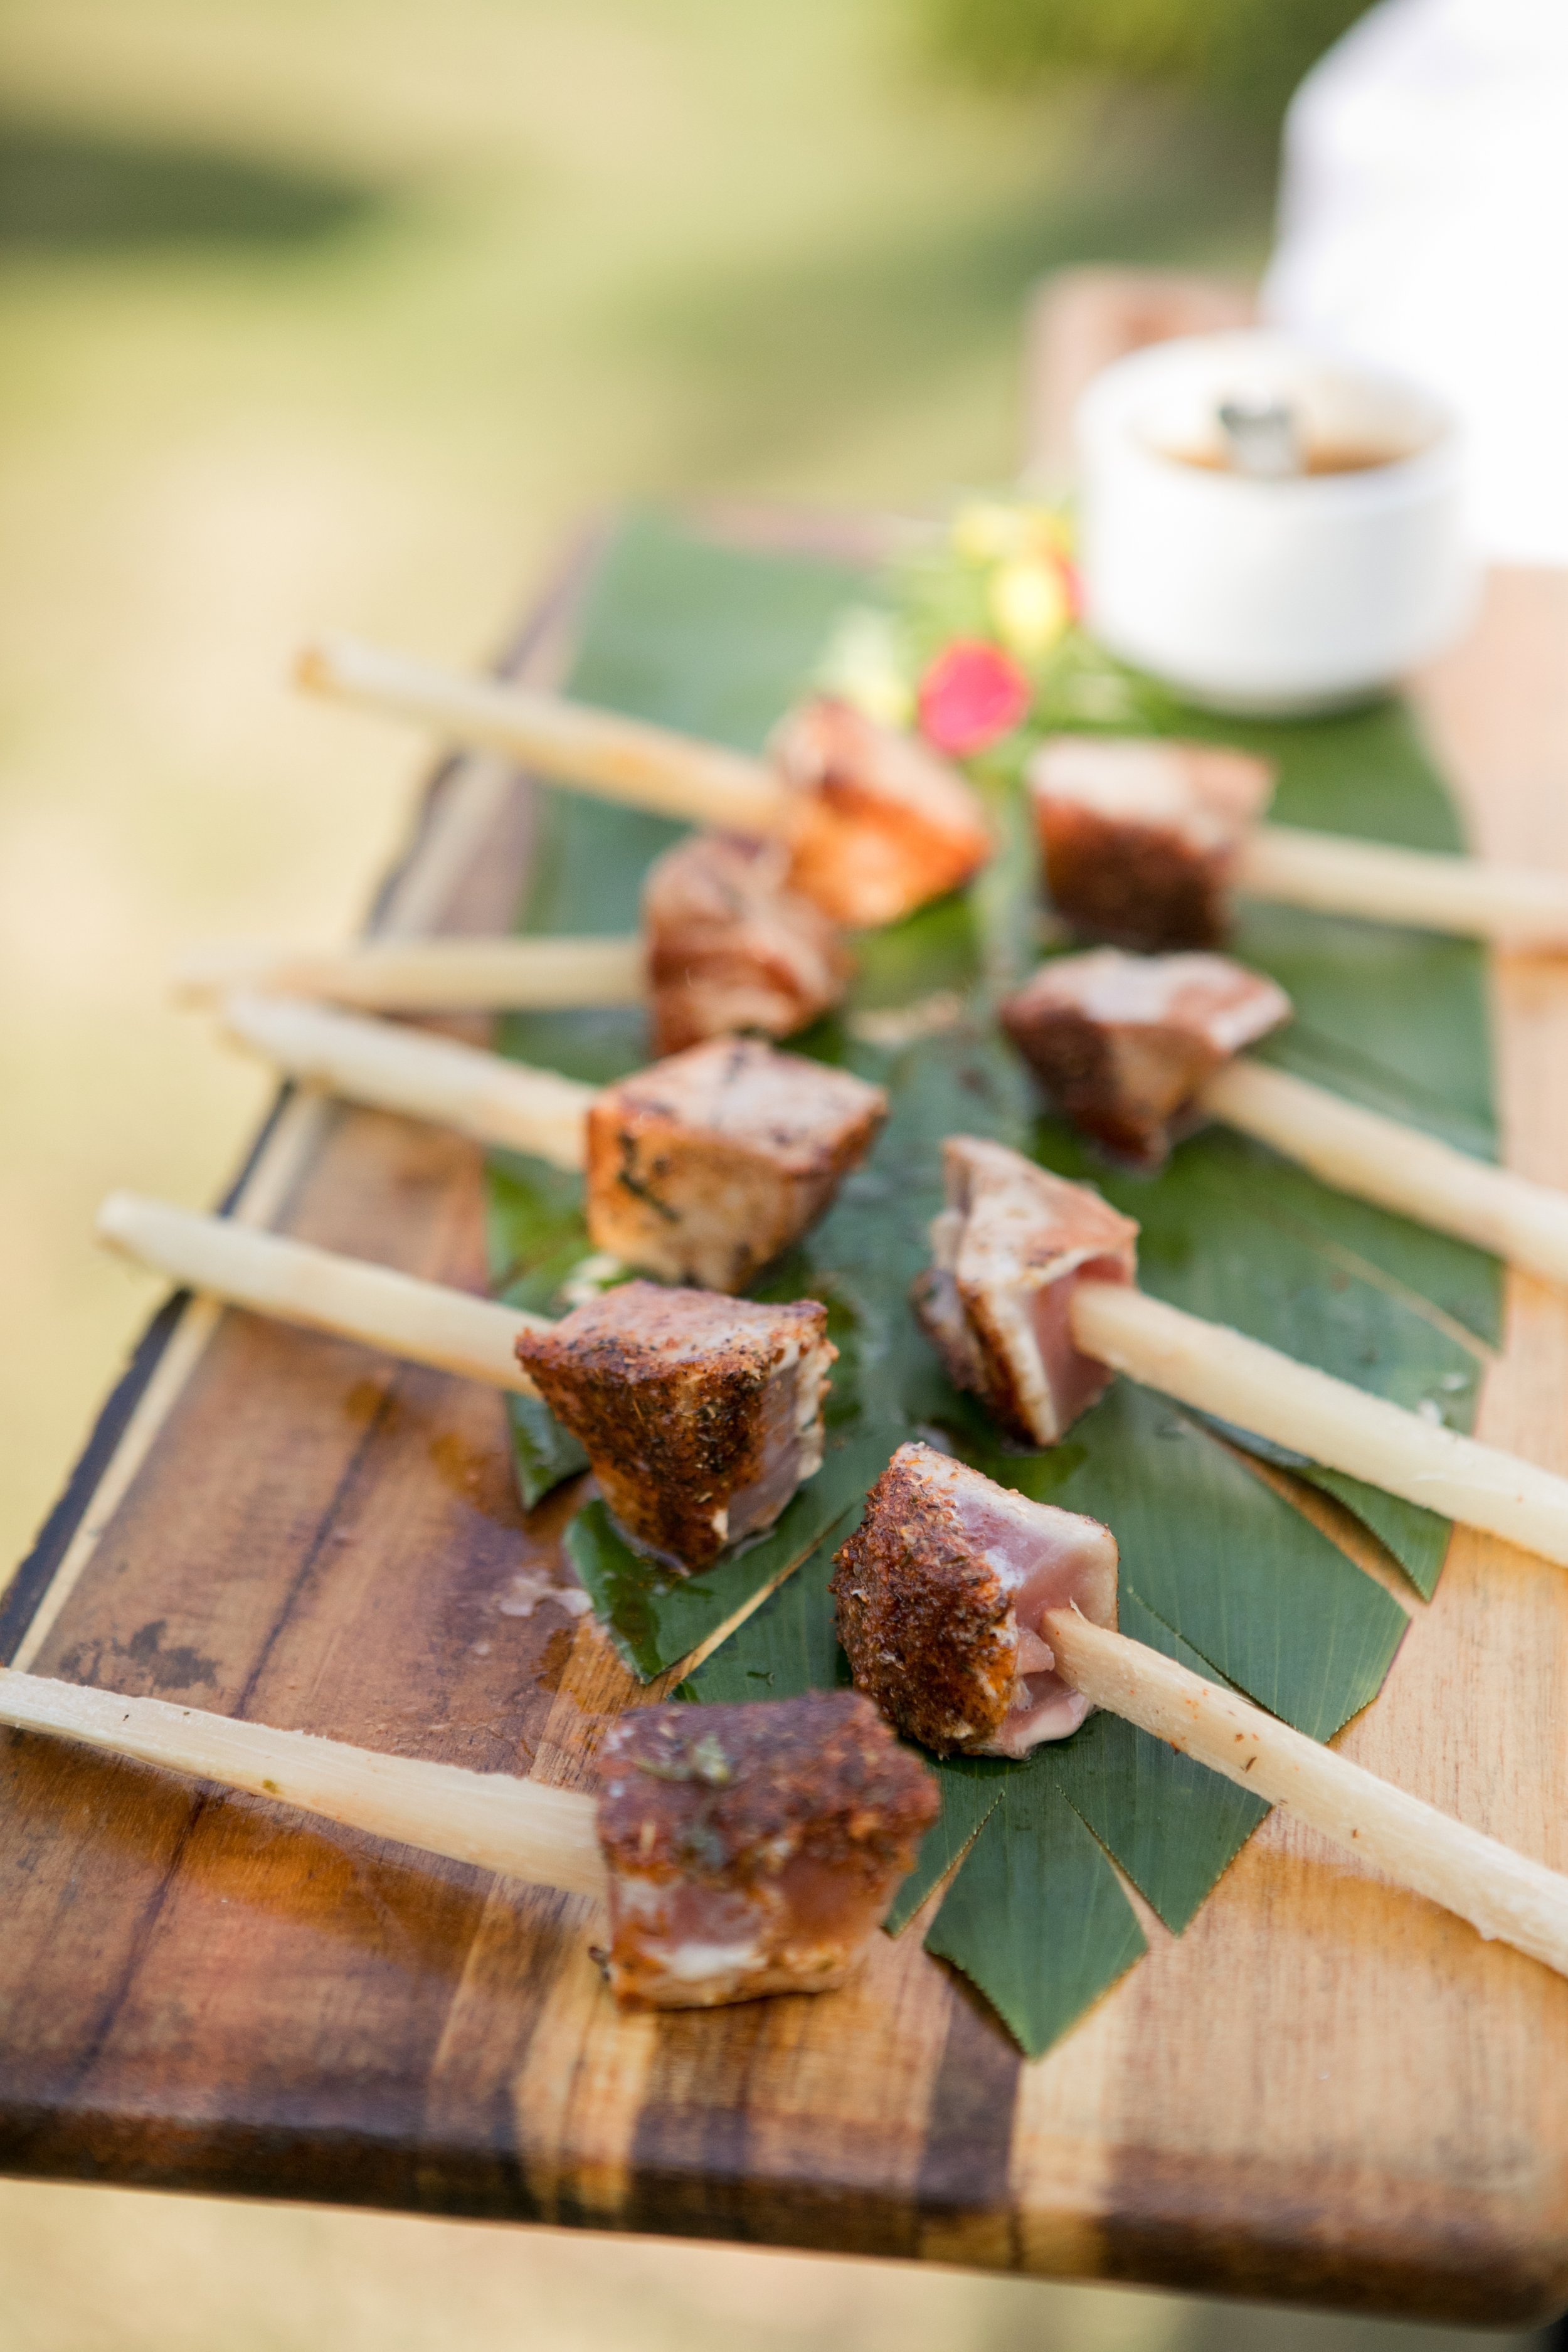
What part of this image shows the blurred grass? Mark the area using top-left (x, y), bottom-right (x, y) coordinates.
top-left (0, 4), bottom-right (1527, 2348)
top-left (919, 0), bottom-right (1375, 121)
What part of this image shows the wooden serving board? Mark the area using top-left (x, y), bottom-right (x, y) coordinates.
top-left (3, 518), bottom-right (1567, 2328)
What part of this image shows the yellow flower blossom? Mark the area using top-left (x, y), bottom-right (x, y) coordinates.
top-left (989, 556), bottom-right (1069, 658)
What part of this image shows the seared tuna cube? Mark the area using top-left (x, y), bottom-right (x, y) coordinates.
top-left (771, 696), bottom-right (992, 928)
top-left (1001, 947), bottom-right (1292, 1168)
top-left (514, 1280), bottom-right (835, 1571)
top-left (585, 1037), bottom-right (887, 1293)
top-left (1029, 736), bottom-right (1274, 950)
top-left (832, 1443), bottom-right (1119, 1756)
top-left (596, 1691), bottom-right (939, 2008)
top-left (642, 832), bottom-right (851, 1057)
top-left (913, 1136), bottom-right (1138, 1446)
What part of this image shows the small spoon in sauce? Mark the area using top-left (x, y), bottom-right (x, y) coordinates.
top-left (1216, 394), bottom-right (1303, 479)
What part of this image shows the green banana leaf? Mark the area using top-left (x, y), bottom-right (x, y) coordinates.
top-left (486, 510), bottom-right (1498, 2056)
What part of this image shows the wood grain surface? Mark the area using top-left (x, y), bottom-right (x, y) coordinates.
top-left (2, 512), bottom-right (1566, 2326)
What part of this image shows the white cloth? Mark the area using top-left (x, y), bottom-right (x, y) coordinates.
top-left (1263, 0), bottom-right (1568, 566)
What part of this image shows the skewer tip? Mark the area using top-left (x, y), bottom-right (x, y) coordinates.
top-left (95, 1190), bottom-right (146, 1252)
top-left (294, 640), bottom-right (334, 695)
top-left (168, 945), bottom-right (252, 1007)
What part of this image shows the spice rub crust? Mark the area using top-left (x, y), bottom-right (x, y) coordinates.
top-left (1000, 946), bottom-right (1292, 1168)
top-left (598, 1692), bottom-right (938, 2008)
top-left (1029, 736), bottom-right (1274, 951)
top-left (642, 831), bottom-right (851, 1056)
top-left (830, 1446), bottom-right (1016, 1755)
top-left (515, 1280), bottom-right (833, 1570)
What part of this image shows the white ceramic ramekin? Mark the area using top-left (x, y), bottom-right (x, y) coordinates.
top-left (1075, 331), bottom-right (1478, 716)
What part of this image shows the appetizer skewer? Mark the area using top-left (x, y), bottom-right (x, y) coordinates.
top-left (1000, 946), bottom-right (1568, 1287)
top-left (300, 637), bottom-right (993, 931)
top-left (216, 995), bottom-right (887, 1294)
top-left (1030, 736), bottom-right (1568, 951)
top-left (832, 1446), bottom-right (1568, 1980)
top-left (914, 1138), bottom-right (1568, 1570)
top-left (177, 832), bottom-right (854, 1057)
top-left (0, 1676), bottom-right (937, 2011)
top-left (97, 1195), bottom-right (835, 1571)
top-left (639, 831), bottom-right (851, 1052)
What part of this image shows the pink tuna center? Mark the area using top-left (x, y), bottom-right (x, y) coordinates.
top-left (946, 1480), bottom-right (1118, 1757)
top-left (1028, 1250), bottom-right (1134, 1438)
top-left (613, 1849), bottom-right (886, 1992)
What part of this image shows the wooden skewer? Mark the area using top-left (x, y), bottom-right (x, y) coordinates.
top-left (219, 992), bottom-right (595, 1170)
top-left (1071, 1279), bottom-right (1568, 1568)
top-left (1236, 825), bottom-right (1568, 946)
top-left (175, 936), bottom-right (645, 1014)
top-left (98, 1193), bottom-right (549, 1396)
top-left (0, 1668), bottom-right (605, 1897)
top-left (1042, 1609), bottom-right (1568, 1978)
top-left (299, 635), bottom-right (790, 837)
top-left (1201, 1058), bottom-right (1568, 1288)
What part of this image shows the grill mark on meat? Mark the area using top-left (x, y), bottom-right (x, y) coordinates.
top-left (612, 1133), bottom-right (682, 1223)
top-left (585, 1038), bottom-right (887, 1293)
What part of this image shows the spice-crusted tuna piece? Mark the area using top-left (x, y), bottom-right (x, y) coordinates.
top-left (596, 1692), bottom-right (938, 2008)
top-left (515, 1281), bottom-right (835, 1571)
top-left (913, 1136), bottom-right (1138, 1446)
top-left (832, 1444), bottom-right (1119, 1756)
top-left (641, 832), bottom-right (852, 1057)
top-left (1001, 947), bottom-right (1293, 1169)
top-left (585, 1037), bottom-right (887, 1293)
top-left (1029, 736), bottom-right (1274, 950)
top-left (771, 696), bottom-right (993, 928)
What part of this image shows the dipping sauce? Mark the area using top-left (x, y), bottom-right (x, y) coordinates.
top-left (1164, 441), bottom-right (1408, 477)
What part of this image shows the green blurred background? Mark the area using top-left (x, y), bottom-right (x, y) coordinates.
top-left (5, 1), bottom-right (1541, 2346)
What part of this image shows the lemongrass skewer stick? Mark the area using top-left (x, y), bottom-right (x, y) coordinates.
top-left (299, 635), bottom-right (790, 837)
top-left (220, 992), bottom-right (594, 1170)
top-left (0, 1670), bottom-right (604, 1897)
top-left (98, 1194), bottom-right (548, 1396)
top-left (176, 936), bottom-right (645, 1014)
top-left (1237, 825), bottom-right (1568, 946)
top-left (1042, 1610), bottom-right (1568, 1977)
top-left (1202, 1059), bottom-right (1568, 1288)
top-left (1071, 1279), bottom-right (1568, 1567)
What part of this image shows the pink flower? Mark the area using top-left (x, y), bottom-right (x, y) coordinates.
top-left (917, 639), bottom-right (1032, 757)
